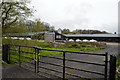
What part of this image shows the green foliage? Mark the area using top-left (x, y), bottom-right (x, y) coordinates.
top-left (68, 43), bottom-right (90, 48)
top-left (38, 42), bottom-right (53, 48)
top-left (31, 33), bottom-right (44, 40)
top-left (29, 19), bottom-right (46, 32)
top-left (1, 1), bottom-right (33, 34)
top-left (68, 43), bottom-right (78, 48)
top-left (5, 24), bottom-right (28, 34)
top-left (79, 44), bottom-right (87, 47)
top-left (61, 28), bottom-right (108, 34)
top-left (2, 38), bottom-right (53, 48)
top-left (117, 59), bottom-right (120, 67)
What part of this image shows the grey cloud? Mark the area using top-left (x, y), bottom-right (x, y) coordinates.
top-left (30, 0), bottom-right (118, 33)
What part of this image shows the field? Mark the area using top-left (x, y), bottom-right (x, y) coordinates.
top-left (2, 38), bottom-right (106, 63)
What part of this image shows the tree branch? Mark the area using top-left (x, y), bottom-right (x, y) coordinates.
top-left (8, 17), bottom-right (18, 26)
top-left (2, 3), bottom-right (12, 28)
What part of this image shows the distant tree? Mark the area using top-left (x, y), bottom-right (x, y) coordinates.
top-left (1, 0), bottom-right (33, 34)
top-left (49, 26), bottom-right (55, 32)
top-left (72, 29), bottom-right (108, 34)
top-left (43, 22), bottom-right (50, 31)
top-left (5, 20), bottom-right (28, 33)
top-left (26, 20), bottom-right (34, 31)
top-left (62, 28), bottom-right (70, 34)
top-left (30, 19), bottom-right (46, 32)
top-left (57, 28), bottom-right (62, 33)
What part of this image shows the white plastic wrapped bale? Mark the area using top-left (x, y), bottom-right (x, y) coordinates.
top-left (11, 37), bottom-right (14, 39)
top-left (83, 39), bottom-right (89, 42)
top-left (89, 39), bottom-right (97, 42)
top-left (11, 37), bottom-right (17, 39)
top-left (13, 37), bottom-right (18, 39)
top-left (4, 37), bottom-right (7, 39)
top-left (26, 38), bottom-right (31, 40)
top-left (69, 39), bottom-right (74, 42)
top-left (19, 38), bottom-right (24, 40)
top-left (76, 39), bottom-right (81, 42)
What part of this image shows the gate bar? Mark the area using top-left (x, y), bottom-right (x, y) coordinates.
top-left (34, 47), bottom-right (37, 73)
top-left (63, 52), bottom-right (65, 80)
top-left (18, 46), bottom-right (21, 66)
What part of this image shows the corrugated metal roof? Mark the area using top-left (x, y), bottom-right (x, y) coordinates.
top-left (5, 32), bottom-right (45, 36)
top-left (64, 34), bottom-right (119, 37)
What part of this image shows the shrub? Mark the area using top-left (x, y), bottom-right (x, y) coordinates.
top-left (79, 44), bottom-right (87, 47)
top-left (68, 43), bottom-right (78, 48)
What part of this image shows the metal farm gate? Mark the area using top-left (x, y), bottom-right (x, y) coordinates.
top-left (2, 44), bottom-right (117, 80)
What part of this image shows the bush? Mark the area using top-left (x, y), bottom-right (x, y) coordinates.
top-left (79, 44), bottom-right (87, 47)
top-left (68, 43), bottom-right (78, 48)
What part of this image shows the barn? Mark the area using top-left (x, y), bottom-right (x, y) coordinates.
top-left (4, 31), bottom-right (119, 42)
top-left (64, 34), bottom-right (119, 42)
top-left (44, 31), bottom-right (66, 42)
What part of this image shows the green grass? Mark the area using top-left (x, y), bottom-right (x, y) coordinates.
top-left (45, 47), bottom-right (105, 53)
top-left (2, 38), bottom-right (53, 48)
top-left (8, 46), bottom-right (106, 63)
top-left (2, 38), bottom-right (106, 63)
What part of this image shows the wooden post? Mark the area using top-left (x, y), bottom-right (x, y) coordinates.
top-left (109, 55), bottom-right (117, 80)
top-left (2, 44), bottom-right (10, 63)
top-left (34, 46), bottom-right (40, 73)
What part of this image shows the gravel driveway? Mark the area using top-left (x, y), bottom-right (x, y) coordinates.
top-left (87, 42), bottom-right (119, 57)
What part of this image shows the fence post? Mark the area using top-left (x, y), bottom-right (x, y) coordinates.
top-left (105, 52), bottom-right (108, 80)
top-left (63, 52), bottom-right (65, 80)
top-left (109, 55), bottom-right (116, 80)
top-left (18, 46), bottom-right (21, 67)
top-left (2, 44), bottom-right (10, 64)
top-left (34, 46), bottom-right (39, 73)
top-left (8, 44), bottom-right (10, 64)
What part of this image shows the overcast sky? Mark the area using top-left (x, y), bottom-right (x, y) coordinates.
top-left (28, 0), bottom-right (119, 33)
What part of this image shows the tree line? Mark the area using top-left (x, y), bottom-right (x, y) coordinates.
top-left (60, 28), bottom-right (108, 34)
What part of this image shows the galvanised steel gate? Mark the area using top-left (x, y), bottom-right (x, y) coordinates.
top-left (2, 44), bottom-right (117, 80)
